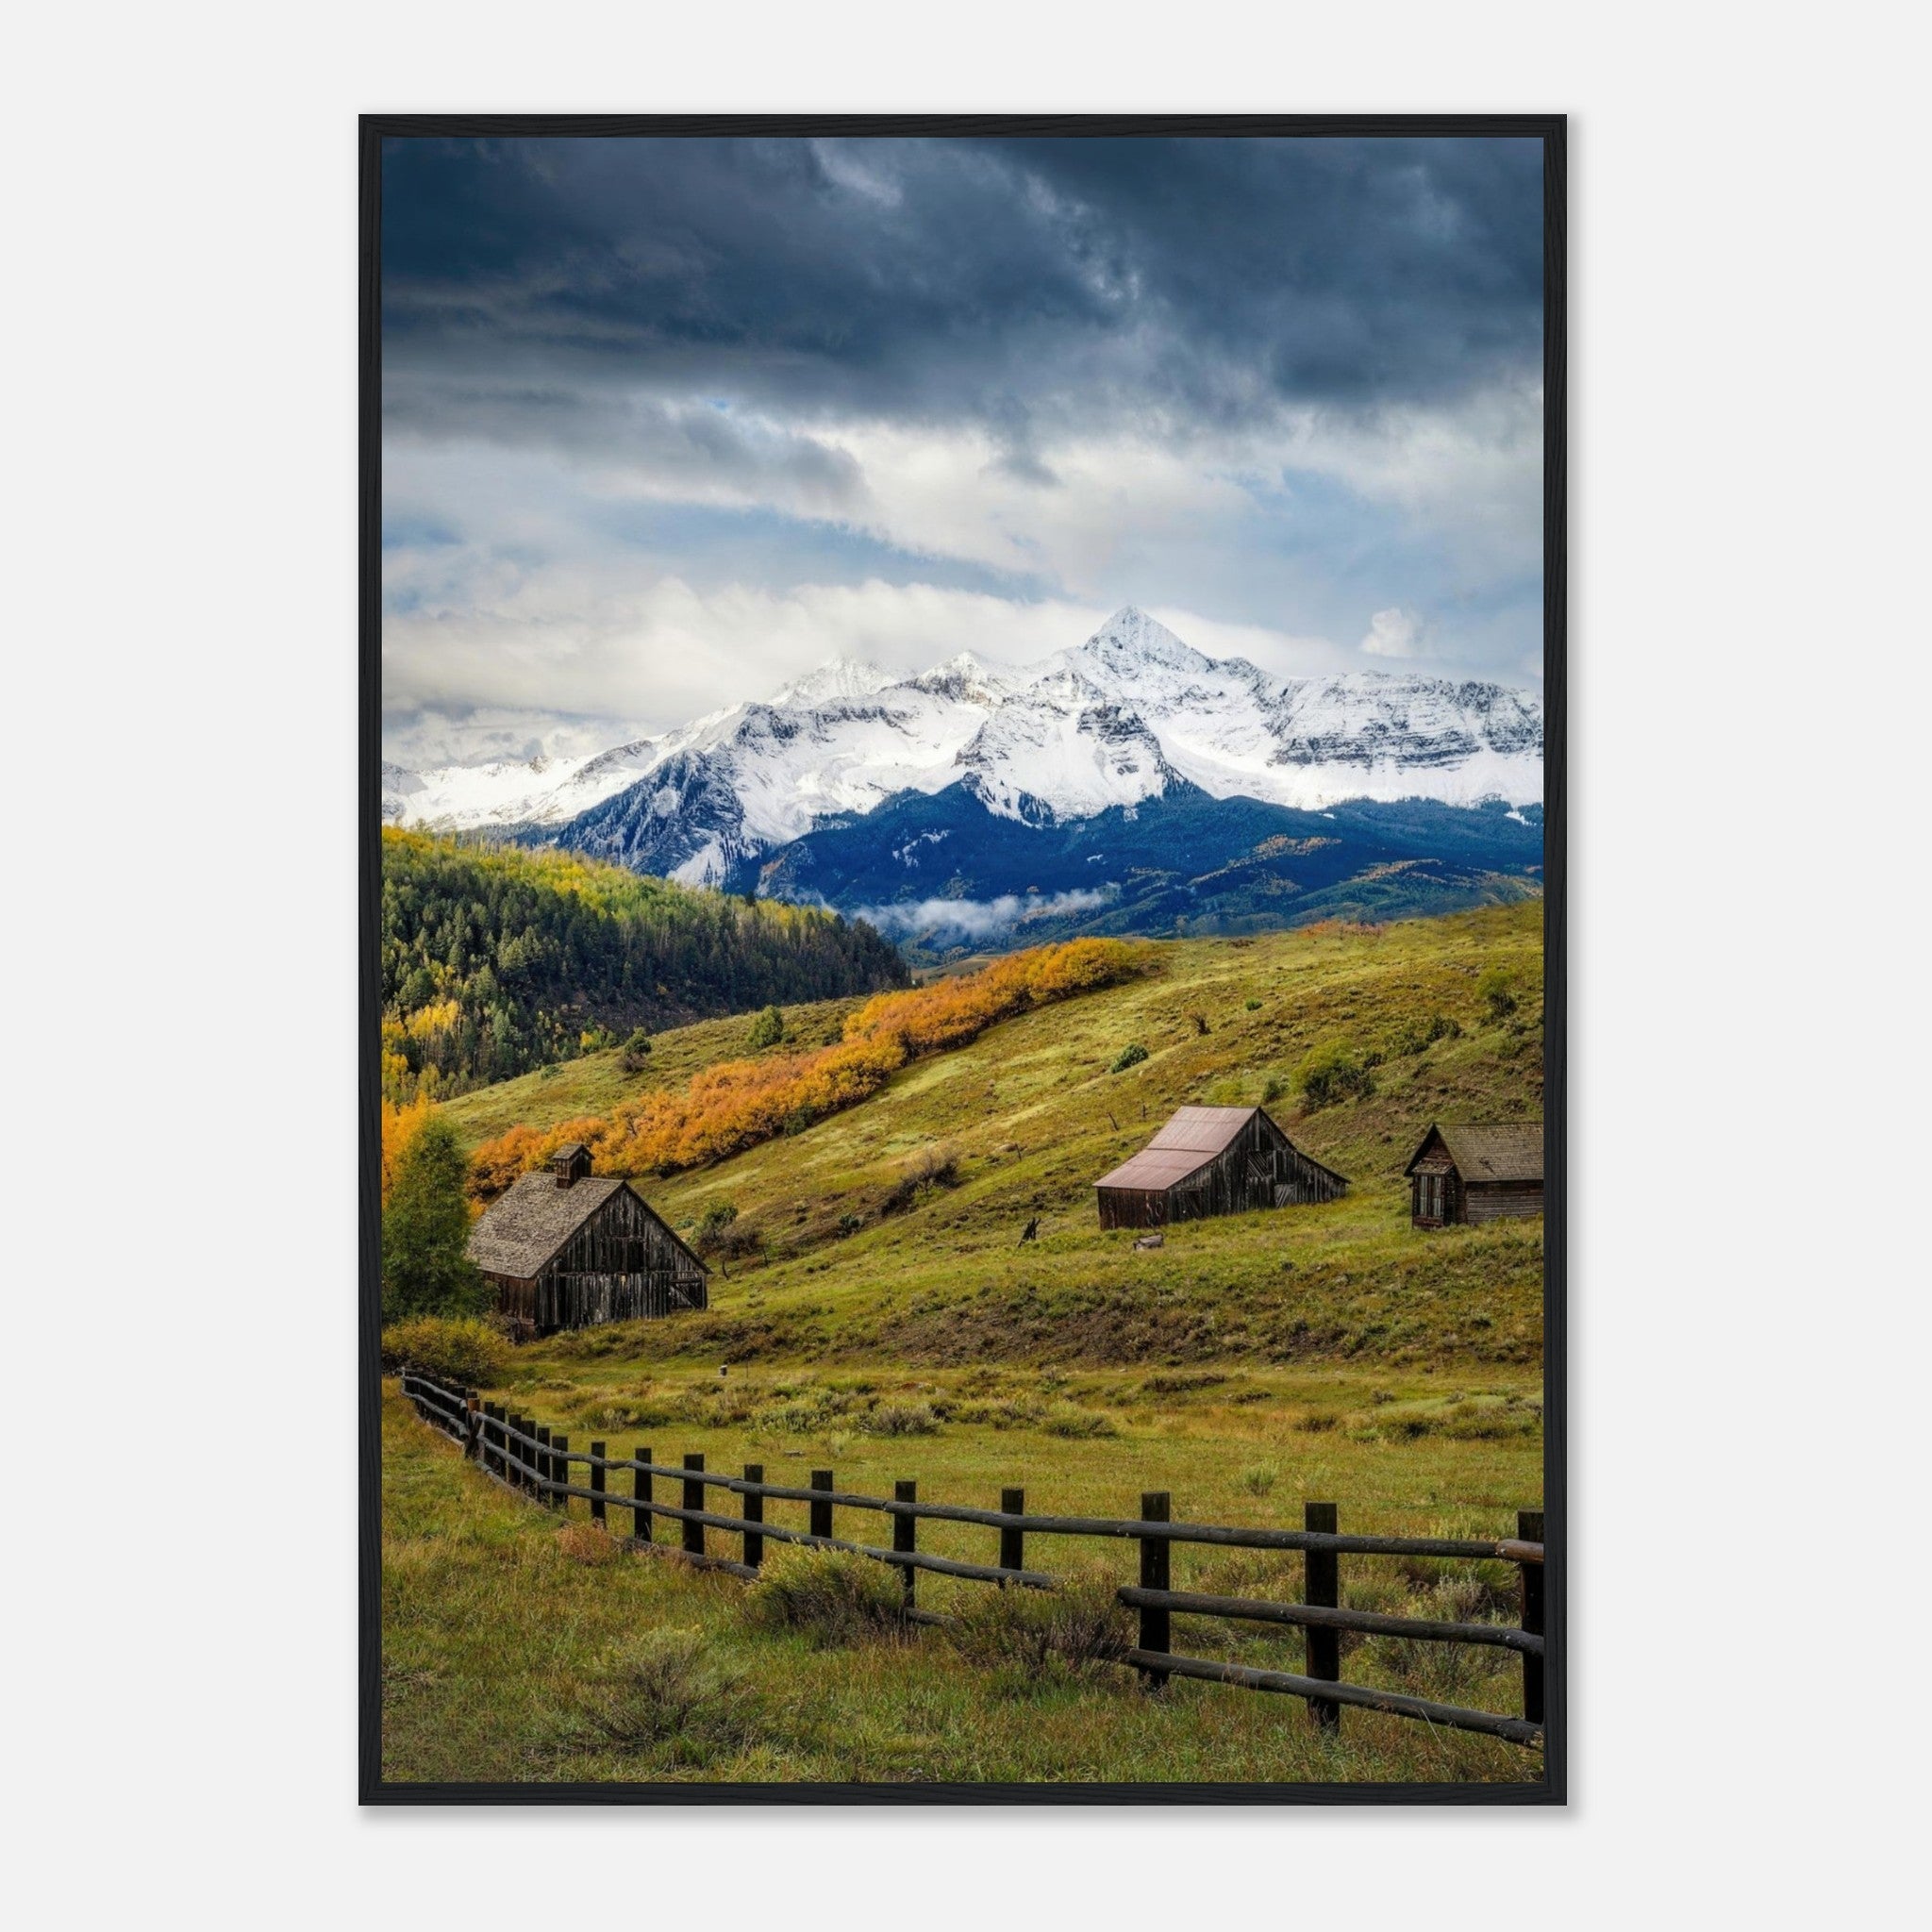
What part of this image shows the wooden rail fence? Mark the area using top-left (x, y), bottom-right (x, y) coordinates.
top-left (400, 1370), bottom-right (1546, 1750)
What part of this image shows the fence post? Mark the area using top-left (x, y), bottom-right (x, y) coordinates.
top-left (481, 1402), bottom-right (498, 1475)
top-left (552, 1435), bottom-right (570, 1516)
top-left (513, 1415), bottom-right (533, 1493)
top-left (1137, 1491), bottom-right (1171, 1688)
top-left (894, 1480), bottom-right (918, 1607)
top-left (590, 1441), bottom-right (607, 1526)
top-left (1305, 1501), bottom-right (1341, 1732)
top-left (1519, 1508), bottom-right (1545, 1727)
top-left (535, 1425), bottom-right (553, 1505)
top-left (683, 1454), bottom-right (706, 1557)
top-left (742, 1464), bottom-right (765, 1569)
top-left (633, 1445), bottom-right (653, 1543)
top-left (465, 1395), bottom-right (481, 1460)
top-left (1000, 1487), bottom-right (1025, 1578)
top-left (810, 1469), bottom-right (834, 1541)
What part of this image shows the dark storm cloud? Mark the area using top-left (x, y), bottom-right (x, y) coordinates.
top-left (380, 134), bottom-right (1546, 764)
top-left (381, 134), bottom-right (1542, 452)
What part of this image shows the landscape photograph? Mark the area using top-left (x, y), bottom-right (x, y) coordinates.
top-left (371, 125), bottom-right (1557, 1794)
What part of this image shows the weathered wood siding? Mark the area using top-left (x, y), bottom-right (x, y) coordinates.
top-left (1097, 1114), bottom-right (1346, 1229)
top-left (1463, 1180), bottom-right (1543, 1224)
top-left (490, 1187), bottom-right (707, 1333)
top-left (1409, 1147), bottom-right (1462, 1227)
top-left (1409, 1132), bottom-right (1541, 1226)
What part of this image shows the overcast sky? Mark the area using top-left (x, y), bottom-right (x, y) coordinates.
top-left (381, 134), bottom-right (1545, 770)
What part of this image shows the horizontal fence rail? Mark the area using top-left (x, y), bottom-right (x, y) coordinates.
top-left (398, 1371), bottom-right (1546, 1751)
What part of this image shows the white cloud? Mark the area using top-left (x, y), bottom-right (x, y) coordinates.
top-left (380, 563), bottom-right (1371, 767)
top-left (1278, 381), bottom-right (1545, 582)
top-left (850, 889), bottom-right (1115, 941)
top-left (381, 575), bottom-right (1102, 759)
top-left (388, 377), bottom-right (1540, 627)
top-left (379, 377), bottom-right (1541, 764)
top-left (1360, 607), bottom-right (1429, 659)
top-left (816, 418), bottom-right (1257, 593)
top-left (380, 708), bottom-right (628, 772)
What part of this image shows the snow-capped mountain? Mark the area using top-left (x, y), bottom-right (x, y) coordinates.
top-left (383, 608), bottom-right (1542, 886)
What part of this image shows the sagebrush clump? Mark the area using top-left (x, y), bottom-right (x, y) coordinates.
top-left (1476, 967), bottom-right (1519, 1022)
top-left (877, 1149), bottom-right (961, 1217)
top-left (568, 1628), bottom-right (754, 1764)
top-left (1040, 1405), bottom-right (1118, 1439)
top-left (379, 1315), bottom-right (511, 1386)
top-left (743, 1549), bottom-right (911, 1646)
top-left (944, 1579), bottom-right (1134, 1687)
top-left (861, 1401), bottom-right (941, 1438)
top-left (1294, 1038), bottom-right (1376, 1108)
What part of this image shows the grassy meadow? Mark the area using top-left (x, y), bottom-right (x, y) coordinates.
top-left (386, 901), bottom-right (1547, 1785)
top-left (382, 1386), bottom-right (1539, 1786)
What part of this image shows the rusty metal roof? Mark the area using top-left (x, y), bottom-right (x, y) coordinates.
top-left (1092, 1146), bottom-right (1217, 1191)
top-left (1404, 1123), bottom-right (1543, 1183)
top-left (1145, 1105), bottom-right (1269, 1153)
top-left (1095, 1105), bottom-right (1271, 1193)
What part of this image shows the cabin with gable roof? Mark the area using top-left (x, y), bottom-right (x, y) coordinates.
top-left (467, 1143), bottom-right (708, 1334)
top-left (1403, 1123), bottom-right (1544, 1227)
top-left (1092, 1105), bottom-right (1348, 1230)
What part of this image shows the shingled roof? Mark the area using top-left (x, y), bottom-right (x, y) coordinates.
top-left (466, 1173), bottom-right (709, 1282)
top-left (1405, 1123), bottom-right (1543, 1184)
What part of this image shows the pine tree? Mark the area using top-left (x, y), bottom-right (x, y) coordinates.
top-left (381, 1113), bottom-right (488, 1320)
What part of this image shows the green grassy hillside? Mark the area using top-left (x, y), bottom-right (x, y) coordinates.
top-left (441, 991), bottom-right (877, 1145)
top-left (444, 901), bottom-right (1543, 1375)
top-left (393, 903), bottom-right (1545, 1785)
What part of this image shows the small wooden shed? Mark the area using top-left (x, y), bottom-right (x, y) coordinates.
top-left (468, 1143), bottom-right (708, 1334)
top-left (1093, 1105), bottom-right (1348, 1230)
top-left (1404, 1124), bottom-right (1544, 1227)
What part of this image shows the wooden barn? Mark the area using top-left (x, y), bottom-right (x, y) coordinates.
top-left (1404, 1124), bottom-right (1544, 1227)
top-left (1093, 1105), bottom-right (1348, 1230)
top-left (467, 1143), bottom-right (708, 1334)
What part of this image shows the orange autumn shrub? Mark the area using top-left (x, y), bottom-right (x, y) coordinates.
top-left (465, 1116), bottom-right (611, 1204)
top-left (466, 938), bottom-right (1141, 1195)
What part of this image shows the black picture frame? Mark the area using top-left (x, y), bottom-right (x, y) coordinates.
top-left (359, 111), bottom-right (1566, 1807)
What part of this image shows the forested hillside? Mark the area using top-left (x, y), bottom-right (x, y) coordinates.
top-left (379, 830), bottom-right (908, 1100)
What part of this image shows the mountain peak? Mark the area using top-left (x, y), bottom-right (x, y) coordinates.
top-left (1077, 606), bottom-right (1205, 671)
top-left (387, 604), bottom-right (1541, 841)
top-left (769, 657), bottom-right (897, 707)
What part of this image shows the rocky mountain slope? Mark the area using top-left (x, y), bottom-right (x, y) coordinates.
top-left (383, 608), bottom-right (1544, 891)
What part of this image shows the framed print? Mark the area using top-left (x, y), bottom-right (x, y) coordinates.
top-left (361, 113), bottom-right (1565, 1805)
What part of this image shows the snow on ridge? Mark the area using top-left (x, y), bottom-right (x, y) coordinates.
top-left (769, 657), bottom-right (899, 707)
top-left (385, 605), bottom-right (1542, 841)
